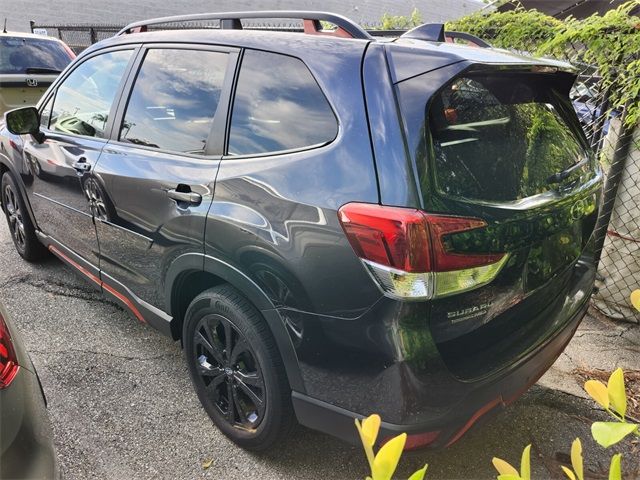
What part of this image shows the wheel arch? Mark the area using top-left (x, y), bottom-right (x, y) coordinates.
top-left (0, 153), bottom-right (39, 229)
top-left (165, 253), bottom-right (306, 393)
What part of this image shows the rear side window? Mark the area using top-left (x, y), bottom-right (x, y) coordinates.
top-left (119, 49), bottom-right (229, 155)
top-left (0, 36), bottom-right (72, 74)
top-left (400, 73), bottom-right (589, 203)
top-left (228, 50), bottom-right (337, 156)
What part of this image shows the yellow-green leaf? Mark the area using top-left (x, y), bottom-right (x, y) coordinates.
top-left (630, 290), bottom-right (640, 312)
top-left (201, 458), bottom-right (214, 469)
top-left (520, 445), bottom-right (531, 480)
top-left (607, 368), bottom-right (627, 418)
top-left (608, 453), bottom-right (622, 480)
top-left (372, 433), bottom-right (407, 480)
top-left (408, 464), bottom-right (428, 480)
top-left (492, 458), bottom-right (519, 477)
top-left (591, 422), bottom-right (638, 448)
top-left (561, 466), bottom-right (577, 480)
top-left (497, 475), bottom-right (521, 480)
top-left (570, 438), bottom-right (583, 480)
top-left (584, 380), bottom-right (609, 409)
top-left (355, 416), bottom-right (380, 470)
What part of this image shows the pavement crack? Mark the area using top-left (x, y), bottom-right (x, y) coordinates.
top-left (1, 274), bottom-right (109, 303)
top-left (29, 347), bottom-right (178, 361)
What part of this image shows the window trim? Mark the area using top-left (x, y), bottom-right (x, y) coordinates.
top-left (108, 42), bottom-right (240, 160)
top-left (37, 45), bottom-right (140, 143)
top-left (222, 47), bottom-right (340, 160)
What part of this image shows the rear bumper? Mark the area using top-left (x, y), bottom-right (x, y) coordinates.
top-left (0, 366), bottom-right (58, 479)
top-left (292, 259), bottom-right (593, 448)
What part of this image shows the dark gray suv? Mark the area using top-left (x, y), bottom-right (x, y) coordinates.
top-left (0, 12), bottom-right (601, 451)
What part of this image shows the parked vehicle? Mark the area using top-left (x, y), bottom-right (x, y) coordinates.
top-left (0, 12), bottom-right (602, 451)
top-left (0, 31), bottom-right (75, 116)
top-left (0, 300), bottom-right (58, 478)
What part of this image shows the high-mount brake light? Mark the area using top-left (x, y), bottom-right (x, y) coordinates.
top-left (338, 203), bottom-right (507, 300)
top-left (0, 312), bottom-right (19, 389)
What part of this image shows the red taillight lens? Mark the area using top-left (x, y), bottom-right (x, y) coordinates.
top-left (338, 203), bottom-right (507, 299)
top-left (338, 203), bottom-right (431, 272)
top-left (425, 215), bottom-right (504, 271)
top-left (0, 313), bottom-right (20, 389)
top-left (338, 203), bottom-right (502, 272)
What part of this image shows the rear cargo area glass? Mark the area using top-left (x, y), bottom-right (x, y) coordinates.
top-left (0, 37), bottom-right (70, 74)
top-left (428, 74), bottom-right (587, 202)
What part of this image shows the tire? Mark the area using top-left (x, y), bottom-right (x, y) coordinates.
top-left (1, 172), bottom-right (48, 262)
top-left (183, 284), bottom-right (295, 451)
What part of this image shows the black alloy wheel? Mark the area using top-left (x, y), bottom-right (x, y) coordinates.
top-left (1, 172), bottom-right (47, 262)
top-left (183, 285), bottom-right (294, 451)
top-left (193, 313), bottom-right (266, 430)
top-left (3, 181), bottom-right (26, 251)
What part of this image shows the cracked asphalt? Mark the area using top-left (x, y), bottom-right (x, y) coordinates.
top-left (1, 221), bottom-right (639, 479)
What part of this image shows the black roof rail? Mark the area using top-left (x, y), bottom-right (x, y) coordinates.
top-left (116, 11), bottom-right (373, 40)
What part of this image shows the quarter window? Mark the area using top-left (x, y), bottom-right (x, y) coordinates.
top-left (228, 50), bottom-right (338, 156)
top-left (119, 49), bottom-right (229, 155)
top-left (49, 50), bottom-right (132, 138)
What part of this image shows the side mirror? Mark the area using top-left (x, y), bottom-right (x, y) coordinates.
top-left (5, 107), bottom-right (42, 139)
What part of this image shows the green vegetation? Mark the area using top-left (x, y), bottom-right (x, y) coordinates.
top-left (379, 8), bottom-right (423, 30)
top-left (357, 369), bottom-right (638, 479)
top-left (446, 1), bottom-right (640, 127)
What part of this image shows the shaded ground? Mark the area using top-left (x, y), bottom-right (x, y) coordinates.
top-left (0, 222), bottom-right (638, 479)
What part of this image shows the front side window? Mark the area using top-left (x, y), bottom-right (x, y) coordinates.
top-left (49, 49), bottom-right (133, 138)
top-left (228, 50), bottom-right (338, 156)
top-left (119, 49), bottom-right (229, 155)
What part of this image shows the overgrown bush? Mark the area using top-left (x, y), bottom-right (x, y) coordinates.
top-left (446, 1), bottom-right (640, 127)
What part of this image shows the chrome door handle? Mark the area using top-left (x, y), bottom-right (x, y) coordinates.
top-left (72, 157), bottom-right (91, 173)
top-left (167, 188), bottom-right (202, 205)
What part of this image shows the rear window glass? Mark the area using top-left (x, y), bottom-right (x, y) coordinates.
top-left (0, 37), bottom-right (71, 74)
top-left (400, 73), bottom-right (589, 203)
top-left (228, 50), bottom-right (338, 156)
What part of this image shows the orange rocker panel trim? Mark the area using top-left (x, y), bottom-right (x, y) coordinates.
top-left (48, 245), bottom-right (146, 324)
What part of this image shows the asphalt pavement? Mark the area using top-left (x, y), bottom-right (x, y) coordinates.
top-left (0, 220), bottom-right (638, 479)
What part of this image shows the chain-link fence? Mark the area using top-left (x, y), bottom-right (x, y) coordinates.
top-left (31, 16), bottom-right (640, 322)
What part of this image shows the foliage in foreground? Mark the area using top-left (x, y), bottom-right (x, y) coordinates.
top-left (357, 369), bottom-right (638, 479)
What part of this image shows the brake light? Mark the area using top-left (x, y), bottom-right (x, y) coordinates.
top-left (0, 312), bottom-right (19, 389)
top-left (338, 203), bottom-right (507, 300)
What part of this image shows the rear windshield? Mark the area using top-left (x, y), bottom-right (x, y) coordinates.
top-left (0, 36), bottom-right (72, 74)
top-left (400, 73), bottom-right (589, 203)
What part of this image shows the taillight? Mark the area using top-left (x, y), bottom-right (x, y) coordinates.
top-left (0, 312), bottom-right (20, 389)
top-left (338, 203), bottom-right (508, 300)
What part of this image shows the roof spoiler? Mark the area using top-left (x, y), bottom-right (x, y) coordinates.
top-left (400, 23), bottom-right (446, 42)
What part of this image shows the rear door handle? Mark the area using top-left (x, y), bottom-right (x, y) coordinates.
top-left (167, 188), bottom-right (202, 206)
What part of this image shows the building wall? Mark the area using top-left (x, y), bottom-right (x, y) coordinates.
top-left (2, 0), bottom-right (484, 33)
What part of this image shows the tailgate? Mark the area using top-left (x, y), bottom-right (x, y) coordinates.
top-left (396, 67), bottom-right (602, 380)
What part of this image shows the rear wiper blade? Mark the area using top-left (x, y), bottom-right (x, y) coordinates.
top-left (546, 157), bottom-right (589, 185)
top-left (25, 67), bottom-right (62, 74)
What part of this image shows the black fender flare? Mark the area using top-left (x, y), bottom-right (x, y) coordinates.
top-left (0, 151), bottom-right (39, 229)
top-left (164, 252), bottom-right (306, 393)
